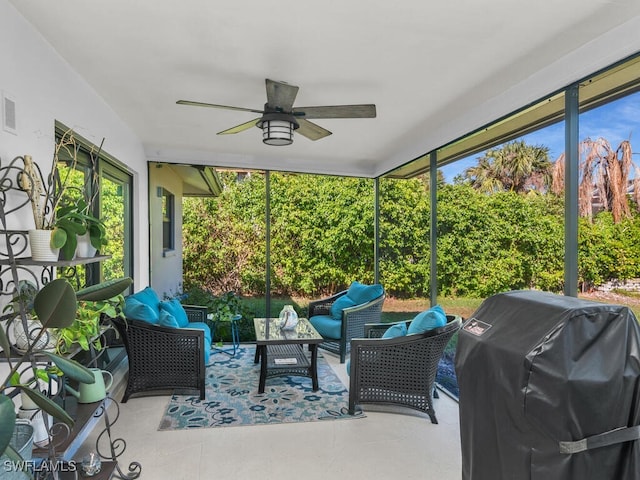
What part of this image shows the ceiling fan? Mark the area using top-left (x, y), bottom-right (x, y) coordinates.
top-left (177, 79), bottom-right (376, 146)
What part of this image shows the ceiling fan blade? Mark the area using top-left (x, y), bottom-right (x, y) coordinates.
top-left (177, 100), bottom-right (264, 115)
top-left (293, 104), bottom-right (377, 119)
top-left (217, 118), bottom-right (261, 135)
top-left (265, 79), bottom-right (299, 112)
top-left (296, 119), bottom-right (332, 141)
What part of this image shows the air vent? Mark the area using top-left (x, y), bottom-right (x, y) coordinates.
top-left (2, 92), bottom-right (16, 134)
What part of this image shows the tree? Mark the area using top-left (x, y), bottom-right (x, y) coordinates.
top-left (552, 137), bottom-right (639, 223)
top-left (464, 140), bottom-right (552, 193)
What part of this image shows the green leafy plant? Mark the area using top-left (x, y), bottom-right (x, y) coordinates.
top-left (54, 277), bottom-right (130, 354)
top-left (18, 130), bottom-right (107, 260)
top-left (0, 276), bottom-right (132, 461)
top-left (54, 198), bottom-right (107, 260)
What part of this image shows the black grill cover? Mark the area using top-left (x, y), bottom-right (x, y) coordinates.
top-left (455, 290), bottom-right (640, 480)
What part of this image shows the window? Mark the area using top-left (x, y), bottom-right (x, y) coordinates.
top-left (162, 188), bottom-right (175, 253)
top-left (55, 123), bottom-right (133, 287)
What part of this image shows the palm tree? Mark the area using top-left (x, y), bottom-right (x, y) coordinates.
top-left (552, 137), bottom-right (639, 223)
top-left (464, 140), bottom-right (552, 193)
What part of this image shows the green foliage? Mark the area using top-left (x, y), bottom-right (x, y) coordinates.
top-left (55, 278), bottom-right (130, 354)
top-left (181, 285), bottom-right (254, 342)
top-left (54, 198), bottom-right (108, 259)
top-left (463, 140), bottom-right (552, 193)
top-left (182, 172), bottom-right (640, 299)
top-left (1, 279), bottom-right (98, 457)
top-left (379, 177), bottom-right (431, 297)
top-left (436, 185), bottom-right (566, 296)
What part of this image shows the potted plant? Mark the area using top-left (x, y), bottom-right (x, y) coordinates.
top-left (55, 198), bottom-right (108, 260)
top-left (18, 129), bottom-right (106, 261)
top-left (0, 276), bottom-right (132, 464)
top-left (1, 280), bottom-right (57, 353)
top-left (54, 278), bottom-right (128, 355)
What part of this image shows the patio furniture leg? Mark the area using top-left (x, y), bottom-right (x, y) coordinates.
top-left (310, 344), bottom-right (319, 391)
top-left (258, 345), bottom-right (267, 393)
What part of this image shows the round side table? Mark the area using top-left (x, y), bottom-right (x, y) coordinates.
top-left (209, 313), bottom-right (242, 356)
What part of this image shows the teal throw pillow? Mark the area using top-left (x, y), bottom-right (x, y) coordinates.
top-left (158, 309), bottom-right (179, 328)
top-left (159, 299), bottom-right (189, 328)
top-left (382, 322), bottom-right (408, 338)
top-left (123, 297), bottom-right (159, 324)
top-left (407, 305), bottom-right (447, 335)
top-left (330, 295), bottom-right (357, 320)
top-left (346, 281), bottom-right (384, 305)
top-left (131, 286), bottom-right (161, 311)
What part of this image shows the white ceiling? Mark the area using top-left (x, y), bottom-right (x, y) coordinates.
top-left (10, 0), bottom-right (640, 178)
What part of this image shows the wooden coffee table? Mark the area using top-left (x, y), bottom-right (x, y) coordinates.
top-left (253, 317), bottom-right (324, 393)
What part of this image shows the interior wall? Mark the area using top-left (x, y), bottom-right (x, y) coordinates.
top-left (148, 164), bottom-right (184, 298)
top-left (0, 0), bottom-right (150, 289)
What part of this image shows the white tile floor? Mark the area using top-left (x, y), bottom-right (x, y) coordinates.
top-left (79, 349), bottom-right (461, 480)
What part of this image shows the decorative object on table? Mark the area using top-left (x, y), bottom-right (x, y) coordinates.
top-left (81, 451), bottom-right (102, 476)
top-left (278, 304), bottom-right (298, 330)
top-left (64, 368), bottom-right (113, 404)
top-left (158, 345), bottom-right (363, 430)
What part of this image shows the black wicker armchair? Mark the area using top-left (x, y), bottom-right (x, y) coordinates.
top-left (348, 314), bottom-right (462, 423)
top-left (111, 304), bottom-right (209, 402)
top-left (309, 288), bottom-right (385, 364)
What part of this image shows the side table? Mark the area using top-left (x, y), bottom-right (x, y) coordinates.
top-left (253, 318), bottom-right (324, 393)
top-left (209, 313), bottom-right (242, 356)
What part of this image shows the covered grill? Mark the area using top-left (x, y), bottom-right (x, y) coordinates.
top-left (455, 290), bottom-right (640, 479)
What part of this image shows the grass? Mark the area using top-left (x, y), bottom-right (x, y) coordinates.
top-left (239, 295), bottom-right (482, 323)
top-left (219, 292), bottom-right (640, 343)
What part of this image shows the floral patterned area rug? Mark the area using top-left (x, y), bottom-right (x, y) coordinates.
top-left (158, 345), bottom-right (364, 430)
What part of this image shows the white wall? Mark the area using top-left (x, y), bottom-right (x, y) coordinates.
top-left (0, 0), bottom-right (150, 289)
top-left (148, 164), bottom-right (184, 298)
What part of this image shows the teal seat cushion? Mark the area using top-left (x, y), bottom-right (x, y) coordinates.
top-left (158, 309), bottom-right (180, 328)
top-left (382, 322), bottom-right (408, 338)
top-left (309, 315), bottom-right (342, 340)
top-left (123, 297), bottom-right (159, 324)
top-left (186, 321), bottom-right (212, 345)
top-left (346, 281), bottom-right (384, 305)
top-left (330, 295), bottom-right (356, 320)
top-left (184, 321), bottom-right (212, 363)
top-left (407, 305), bottom-right (447, 335)
top-left (160, 299), bottom-right (189, 328)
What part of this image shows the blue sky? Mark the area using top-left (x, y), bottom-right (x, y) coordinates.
top-left (440, 90), bottom-right (640, 183)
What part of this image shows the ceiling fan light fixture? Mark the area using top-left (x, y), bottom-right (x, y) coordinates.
top-left (258, 113), bottom-right (299, 146)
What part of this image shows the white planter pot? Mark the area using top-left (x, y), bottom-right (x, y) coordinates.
top-left (28, 229), bottom-right (59, 262)
top-left (75, 232), bottom-right (97, 258)
top-left (12, 315), bottom-right (58, 353)
top-left (18, 407), bottom-right (52, 447)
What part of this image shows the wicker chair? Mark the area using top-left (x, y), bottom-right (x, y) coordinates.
top-left (348, 314), bottom-right (462, 423)
top-left (309, 289), bottom-right (385, 364)
top-left (111, 304), bottom-right (208, 402)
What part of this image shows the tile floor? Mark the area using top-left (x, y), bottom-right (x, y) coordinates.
top-left (78, 348), bottom-right (462, 480)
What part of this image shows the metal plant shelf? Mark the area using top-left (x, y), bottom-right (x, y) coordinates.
top-left (0, 254), bottom-right (111, 266)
